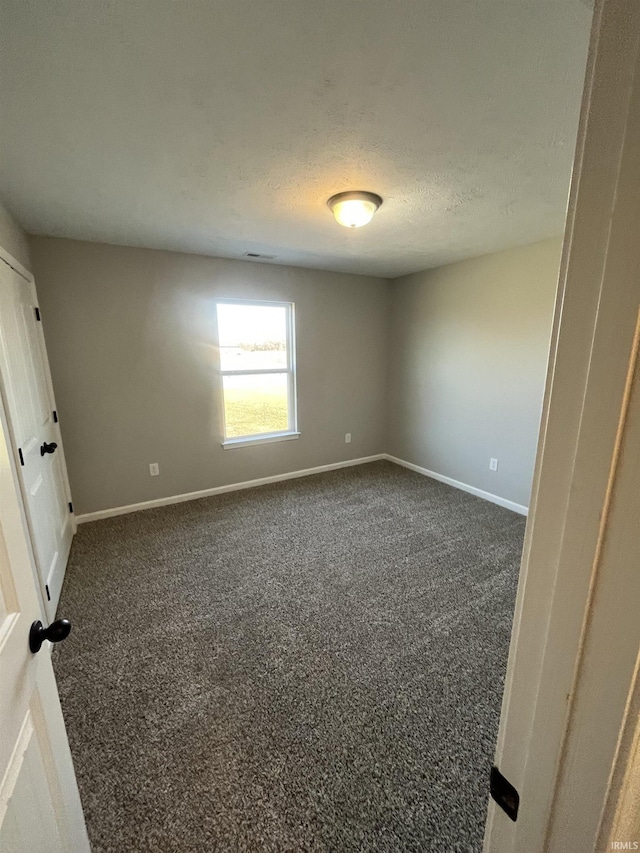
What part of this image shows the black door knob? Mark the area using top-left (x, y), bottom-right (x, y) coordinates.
top-left (29, 618), bottom-right (71, 653)
top-left (40, 441), bottom-right (57, 456)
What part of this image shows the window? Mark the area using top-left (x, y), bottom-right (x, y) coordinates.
top-left (215, 300), bottom-right (298, 447)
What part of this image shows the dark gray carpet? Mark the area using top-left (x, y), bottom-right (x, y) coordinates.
top-left (53, 460), bottom-right (524, 853)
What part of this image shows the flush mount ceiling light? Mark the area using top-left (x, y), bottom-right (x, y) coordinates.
top-left (327, 191), bottom-right (383, 228)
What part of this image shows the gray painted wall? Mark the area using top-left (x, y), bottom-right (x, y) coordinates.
top-left (0, 199), bottom-right (31, 271)
top-left (29, 235), bottom-right (558, 516)
top-left (387, 238), bottom-right (562, 508)
top-left (30, 237), bottom-right (390, 515)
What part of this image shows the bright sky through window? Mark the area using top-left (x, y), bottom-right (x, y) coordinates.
top-left (216, 303), bottom-right (286, 347)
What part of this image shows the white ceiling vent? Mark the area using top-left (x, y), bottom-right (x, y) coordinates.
top-left (242, 252), bottom-right (276, 260)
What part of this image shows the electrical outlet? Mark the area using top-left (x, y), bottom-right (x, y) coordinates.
top-left (149, 462), bottom-right (160, 476)
top-left (489, 458), bottom-right (499, 472)
top-left (345, 433), bottom-right (352, 444)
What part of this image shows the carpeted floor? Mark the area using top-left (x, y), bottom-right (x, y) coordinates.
top-left (53, 460), bottom-right (525, 853)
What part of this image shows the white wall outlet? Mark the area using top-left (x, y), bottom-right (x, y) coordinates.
top-left (489, 458), bottom-right (499, 472)
top-left (345, 433), bottom-right (352, 444)
top-left (149, 462), bottom-right (160, 476)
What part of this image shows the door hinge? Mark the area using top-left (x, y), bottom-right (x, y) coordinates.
top-left (490, 766), bottom-right (519, 822)
top-left (68, 502), bottom-right (74, 514)
top-left (18, 447), bottom-right (24, 466)
top-left (45, 584), bottom-right (51, 602)
top-left (53, 410), bottom-right (58, 423)
top-left (34, 306), bottom-right (41, 321)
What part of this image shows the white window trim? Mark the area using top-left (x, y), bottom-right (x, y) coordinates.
top-left (215, 298), bottom-right (298, 447)
top-left (222, 430), bottom-right (301, 450)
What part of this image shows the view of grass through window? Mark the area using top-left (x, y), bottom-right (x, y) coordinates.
top-left (223, 373), bottom-right (288, 437)
top-left (216, 302), bottom-right (294, 439)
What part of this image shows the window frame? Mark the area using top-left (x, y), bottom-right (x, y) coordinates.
top-left (215, 298), bottom-right (299, 449)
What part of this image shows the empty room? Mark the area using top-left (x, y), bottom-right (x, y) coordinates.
top-left (7, 2), bottom-right (640, 853)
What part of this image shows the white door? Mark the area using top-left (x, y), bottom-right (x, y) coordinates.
top-left (545, 313), bottom-right (640, 849)
top-left (485, 0), bottom-right (640, 848)
top-left (0, 373), bottom-right (89, 851)
top-left (0, 258), bottom-right (73, 620)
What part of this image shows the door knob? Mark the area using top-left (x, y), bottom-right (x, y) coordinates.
top-left (29, 618), bottom-right (71, 653)
top-left (40, 441), bottom-right (57, 456)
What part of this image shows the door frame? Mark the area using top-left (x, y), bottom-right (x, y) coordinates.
top-left (485, 0), bottom-right (640, 848)
top-left (0, 243), bottom-right (75, 617)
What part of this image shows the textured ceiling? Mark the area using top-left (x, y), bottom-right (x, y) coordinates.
top-left (0, 1), bottom-right (593, 278)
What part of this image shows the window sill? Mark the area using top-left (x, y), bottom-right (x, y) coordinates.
top-left (222, 431), bottom-right (301, 450)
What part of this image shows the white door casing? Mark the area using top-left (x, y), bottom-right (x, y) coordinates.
top-left (485, 0), bottom-right (640, 849)
top-left (549, 314), bottom-right (640, 849)
top-left (0, 256), bottom-right (73, 620)
top-left (0, 340), bottom-right (89, 851)
top-left (600, 645), bottom-right (640, 848)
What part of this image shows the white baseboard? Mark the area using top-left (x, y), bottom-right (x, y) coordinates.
top-left (76, 452), bottom-right (527, 524)
top-left (75, 455), bottom-right (386, 523)
top-left (383, 454), bottom-right (528, 516)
